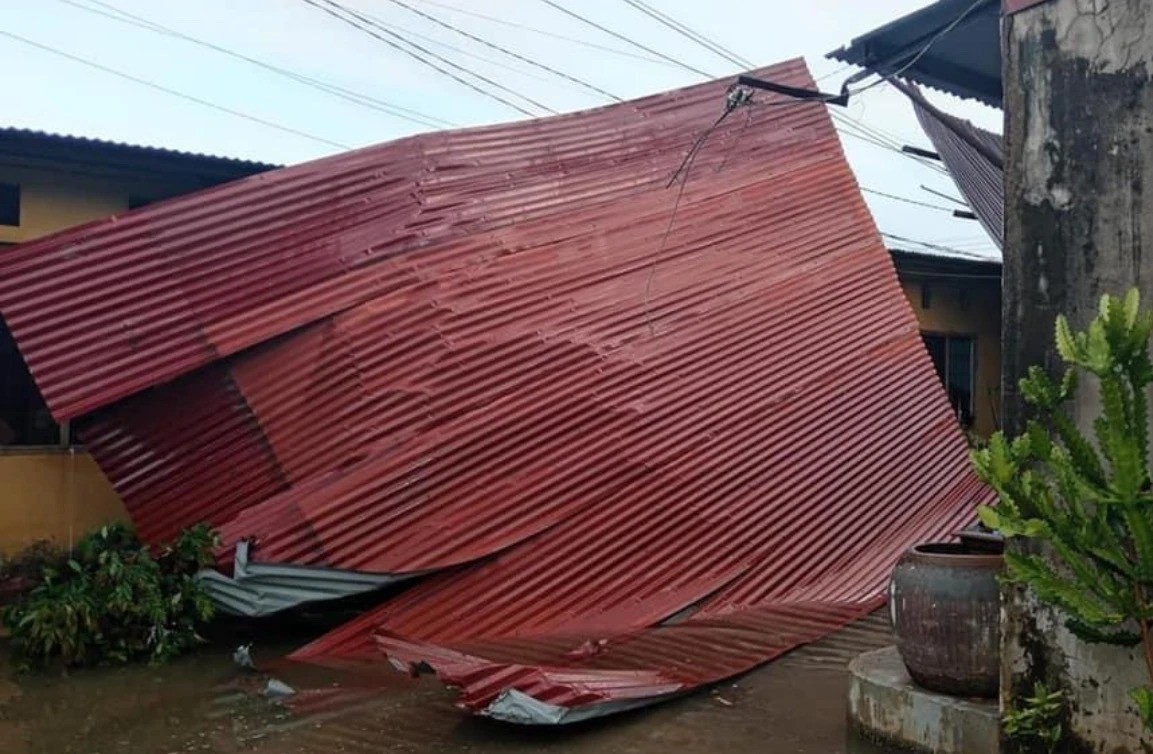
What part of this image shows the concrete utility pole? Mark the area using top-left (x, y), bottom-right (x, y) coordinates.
top-left (1003, 0), bottom-right (1153, 751)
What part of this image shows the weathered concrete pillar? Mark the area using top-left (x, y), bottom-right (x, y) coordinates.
top-left (1003, 1), bottom-right (1153, 751)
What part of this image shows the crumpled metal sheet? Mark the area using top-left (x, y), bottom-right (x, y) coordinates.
top-left (198, 541), bottom-right (410, 617)
top-left (0, 58), bottom-right (991, 722)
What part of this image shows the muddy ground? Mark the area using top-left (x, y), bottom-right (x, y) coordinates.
top-left (0, 611), bottom-right (896, 753)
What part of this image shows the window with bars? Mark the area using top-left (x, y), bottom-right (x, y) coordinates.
top-left (923, 333), bottom-right (976, 428)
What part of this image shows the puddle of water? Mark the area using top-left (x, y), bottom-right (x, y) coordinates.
top-left (0, 612), bottom-right (903, 753)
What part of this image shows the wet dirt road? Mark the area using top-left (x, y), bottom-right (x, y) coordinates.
top-left (0, 613), bottom-right (897, 754)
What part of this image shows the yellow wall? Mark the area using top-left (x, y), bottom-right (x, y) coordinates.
top-left (0, 171), bottom-right (126, 244)
top-left (0, 451), bottom-right (127, 554)
top-left (0, 163), bottom-right (200, 245)
top-left (0, 164), bottom-right (195, 556)
top-left (900, 276), bottom-right (1002, 437)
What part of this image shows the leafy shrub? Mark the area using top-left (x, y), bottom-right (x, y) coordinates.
top-left (1003, 683), bottom-right (1065, 754)
top-left (2, 522), bottom-right (219, 667)
top-left (0, 539), bottom-right (66, 583)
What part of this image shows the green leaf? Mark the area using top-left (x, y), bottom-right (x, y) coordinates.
top-left (1124, 289), bottom-right (1141, 330)
top-left (977, 505), bottom-right (1004, 532)
top-left (1055, 315), bottom-right (1078, 363)
top-left (1065, 618), bottom-right (1142, 647)
top-left (1130, 687), bottom-right (1153, 732)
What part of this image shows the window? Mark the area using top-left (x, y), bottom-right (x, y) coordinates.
top-left (923, 333), bottom-right (975, 427)
top-left (0, 183), bottom-right (19, 226)
top-left (0, 316), bottom-right (63, 447)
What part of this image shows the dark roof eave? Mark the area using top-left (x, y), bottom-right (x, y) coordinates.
top-left (826, 0), bottom-right (1002, 108)
top-left (0, 127), bottom-right (281, 180)
top-left (889, 247), bottom-right (1002, 275)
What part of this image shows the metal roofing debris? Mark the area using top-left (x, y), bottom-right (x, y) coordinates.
top-left (827, 0), bottom-right (1002, 108)
top-left (911, 93), bottom-right (1004, 251)
top-left (199, 541), bottom-right (409, 617)
top-left (0, 58), bottom-right (991, 723)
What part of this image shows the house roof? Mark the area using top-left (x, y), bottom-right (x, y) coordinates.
top-left (0, 59), bottom-right (987, 723)
top-left (828, 0), bottom-right (1002, 107)
top-left (891, 247), bottom-right (1002, 275)
top-left (0, 126), bottom-right (279, 180)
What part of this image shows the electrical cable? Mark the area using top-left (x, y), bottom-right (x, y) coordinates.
top-left (619, 0), bottom-right (752, 69)
top-left (645, 89), bottom-right (752, 333)
top-left (920, 185), bottom-right (967, 206)
top-left (410, 0), bottom-right (677, 66)
top-left (848, 0), bottom-right (989, 97)
top-left (862, 187), bottom-right (964, 213)
top-left (881, 232), bottom-right (997, 260)
top-left (538, 0), bottom-right (714, 79)
top-left (340, 11), bottom-right (565, 86)
top-left (302, 0), bottom-right (549, 117)
top-left (604, 2), bottom-right (945, 179)
top-left (315, 0), bottom-right (555, 114)
top-left (383, 0), bottom-right (622, 102)
top-left (56, 0), bottom-right (453, 129)
top-left (0, 29), bottom-right (349, 149)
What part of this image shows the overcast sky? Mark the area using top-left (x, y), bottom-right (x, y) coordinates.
top-left (0, 0), bottom-right (1002, 259)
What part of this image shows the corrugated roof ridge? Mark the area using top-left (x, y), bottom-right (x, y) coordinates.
top-left (0, 125), bottom-right (282, 169)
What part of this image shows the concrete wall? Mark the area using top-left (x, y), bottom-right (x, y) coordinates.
top-left (0, 451), bottom-right (126, 554)
top-left (1003, 0), bottom-right (1153, 750)
top-left (899, 277), bottom-right (1002, 438)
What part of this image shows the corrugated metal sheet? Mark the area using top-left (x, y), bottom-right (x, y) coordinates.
top-left (198, 541), bottom-right (409, 617)
top-left (0, 57), bottom-right (991, 722)
top-left (0, 125), bottom-right (279, 171)
top-left (912, 97), bottom-right (1004, 250)
top-left (827, 0), bottom-right (1002, 108)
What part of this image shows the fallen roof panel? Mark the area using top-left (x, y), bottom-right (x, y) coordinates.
top-left (0, 58), bottom-right (990, 722)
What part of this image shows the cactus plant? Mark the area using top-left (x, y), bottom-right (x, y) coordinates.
top-left (972, 289), bottom-right (1153, 731)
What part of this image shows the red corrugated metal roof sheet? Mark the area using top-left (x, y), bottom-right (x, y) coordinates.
top-left (0, 58), bottom-right (990, 722)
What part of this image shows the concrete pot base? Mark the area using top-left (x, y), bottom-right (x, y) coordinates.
top-left (848, 646), bottom-right (999, 754)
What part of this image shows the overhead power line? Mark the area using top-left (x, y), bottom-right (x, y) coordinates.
top-left (304, 0), bottom-right (551, 117)
top-left (410, 0), bottom-right (678, 66)
top-left (881, 232), bottom-right (998, 260)
top-left (0, 29), bottom-right (349, 149)
top-left (862, 187), bottom-right (963, 213)
top-left (383, 0), bottom-right (622, 102)
top-left (537, 0), bottom-right (713, 79)
top-left (829, 112), bottom-right (948, 175)
top-left (920, 185), bottom-right (967, 206)
top-left (337, 8), bottom-right (565, 86)
top-left (619, 0), bottom-right (752, 69)
top-left (55, 0), bottom-right (453, 129)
